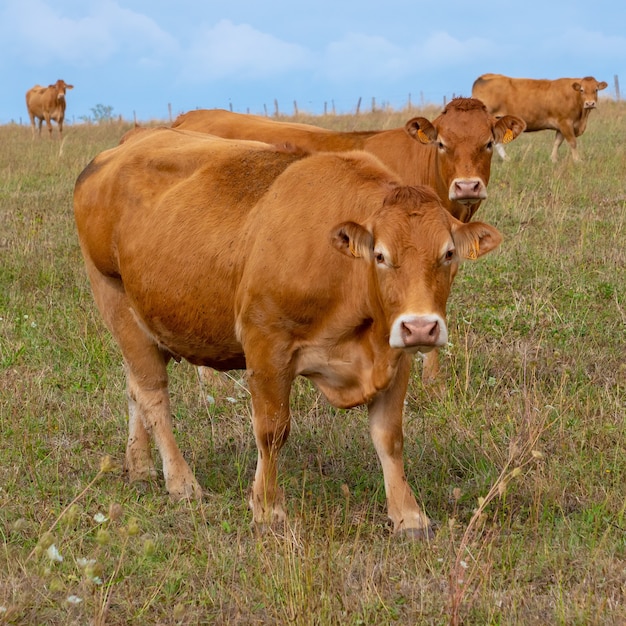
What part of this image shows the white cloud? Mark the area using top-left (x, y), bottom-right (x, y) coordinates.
top-left (0, 0), bottom-right (178, 67)
top-left (321, 31), bottom-right (499, 83)
top-left (543, 27), bottom-right (626, 60)
top-left (179, 19), bottom-right (312, 83)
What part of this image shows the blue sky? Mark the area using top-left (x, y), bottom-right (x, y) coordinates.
top-left (1, 0), bottom-right (623, 124)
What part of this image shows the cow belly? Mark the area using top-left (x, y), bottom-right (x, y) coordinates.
top-left (295, 343), bottom-right (398, 408)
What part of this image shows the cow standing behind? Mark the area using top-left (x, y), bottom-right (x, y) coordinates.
top-left (25, 79), bottom-right (74, 138)
top-left (172, 99), bottom-right (525, 224)
top-left (472, 74), bottom-right (607, 162)
top-left (74, 128), bottom-right (502, 538)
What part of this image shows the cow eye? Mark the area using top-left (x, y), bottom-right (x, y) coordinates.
top-left (486, 140), bottom-right (493, 150)
top-left (437, 141), bottom-right (445, 151)
top-left (375, 251), bottom-right (386, 264)
top-left (444, 248), bottom-right (455, 262)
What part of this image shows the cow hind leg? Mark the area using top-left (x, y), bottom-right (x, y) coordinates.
top-left (84, 260), bottom-right (203, 500)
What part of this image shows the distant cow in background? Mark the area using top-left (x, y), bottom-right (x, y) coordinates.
top-left (26, 79), bottom-right (74, 138)
top-left (472, 74), bottom-right (607, 162)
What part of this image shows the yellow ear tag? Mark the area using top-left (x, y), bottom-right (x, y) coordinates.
top-left (417, 129), bottom-right (431, 144)
top-left (468, 240), bottom-right (479, 260)
top-left (349, 240), bottom-right (359, 258)
top-left (502, 129), bottom-right (514, 144)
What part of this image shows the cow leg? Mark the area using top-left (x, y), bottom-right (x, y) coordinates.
top-left (556, 123), bottom-right (581, 162)
top-left (550, 131), bottom-right (564, 162)
top-left (421, 348), bottom-right (440, 385)
top-left (83, 259), bottom-right (203, 500)
top-left (45, 114), bottom-right (53, 139)
top-left (368, 355), bottom-right (432, 538)
top-left (245, 347), bottom-right (293, 527)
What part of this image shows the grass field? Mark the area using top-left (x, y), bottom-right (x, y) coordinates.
top-left (1, 102), bottom-right (625, 625)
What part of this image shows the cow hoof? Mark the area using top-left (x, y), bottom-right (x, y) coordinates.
top-left (167, 479), bottom-right (205, 502)
top-left (397, 525), bottom-right (435, 541)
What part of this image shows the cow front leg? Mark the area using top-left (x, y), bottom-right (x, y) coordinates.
top-left (551, 131), bottom-right (566, 162)
top-left (368, 356), bottom-right (433, 539)
top-left (246, 363), bottom-right (293, 528)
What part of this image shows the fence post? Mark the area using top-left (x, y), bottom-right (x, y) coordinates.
top-left (615, 74), bottom-right (621, 101)
top-left (355, 97), bottom-right (362, 114)
top-left (274, 99), bottom-right (279, 117)
top-left (293, 100), bottom-right (298, 116)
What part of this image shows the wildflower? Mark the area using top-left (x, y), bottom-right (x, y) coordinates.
top-left (46, 544), bottom-right (63, 563)
top-left (85, 562), bottom-right (104, 585)
top-left (108, 502), bottom-right (124, 522)
top-left (95, 529), bottom-right (110, 546)
top-left (93, 512), bottom-right (108, 524)
top-left (126, 517), bottom-right (140, 536)
top-left (99, 455), bottom-right (117, 473)
top-left (143, 538), bottom-right (156, 557)
top-left (66, 596), bottom-right (82, 605)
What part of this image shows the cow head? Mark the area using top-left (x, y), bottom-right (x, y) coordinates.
top-left (51, 79), bottom-right (74, 101)
top-left (405, 98), bottom-right (525, 222)
top-left (573, 77), bottom-right (608, 110)
top-left (331, 186), bottom-right (502, 353)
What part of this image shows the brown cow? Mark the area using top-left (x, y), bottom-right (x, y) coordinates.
top-left (472, 73), bottom-right (607, 162)
top-left (25, 79), bottom-right (74, 138)
top-left (172, 102), bottom-right (522, 385)
top-left (172, 99), bottom-right (525, 224)
top-left (74, 127), bottom-right (502, 538)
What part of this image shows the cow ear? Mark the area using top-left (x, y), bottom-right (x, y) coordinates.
top-left (330, 222), bottom-right (373, 258)
top-left (494, 116), bottom-right (525, 144)
top-left (67, 85), bottom-right (74, 90)
top-left (598, 81), bottom-right (608, 90)
top-left (572, 82), bottom-right (582, 92)
top-left (452, 221), bottom-right (503, 260)
top-left (405, 117), bottom-right (437, 144)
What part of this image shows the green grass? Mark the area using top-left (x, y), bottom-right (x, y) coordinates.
top-left (1, 103), bottom-right (625, 624)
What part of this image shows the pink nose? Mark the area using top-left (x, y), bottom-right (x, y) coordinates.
top-left (401, 318), bottom-right (441, 348)
top-left (450, 178), bottom-right (487, 202)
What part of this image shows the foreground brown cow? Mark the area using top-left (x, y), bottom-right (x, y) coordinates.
top-left (172, 102), bottom-right (522, 385)
top-left (25, 79), bottom-right (74, 138)
top-left (172, 99), bottom-right (525, 224)
top-left (74, 128), bottom-right (502, 538)
top-left (472, 73), bottom-right (607, 162)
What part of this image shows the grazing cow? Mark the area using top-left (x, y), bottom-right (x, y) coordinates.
top-left (74, 127), bottom-right (502, 538)
top-left (25, 79), bottom-right (74, 138)
top-left (472, 73), bottom-right (608, 162)
top-left (172, 99), bottom-right (525, 224)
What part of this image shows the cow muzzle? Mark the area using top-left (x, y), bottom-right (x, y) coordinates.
top-left (449, 178), bottom-right (487, 205)
top-left (583, 101), bottom-right (597, 109)
top-left (389, 314), bottom-right (448, 352)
